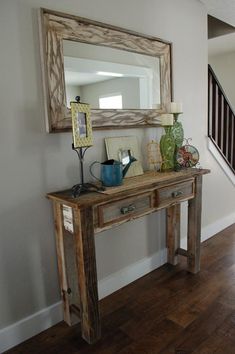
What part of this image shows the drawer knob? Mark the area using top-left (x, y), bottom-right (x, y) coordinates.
top-left (172, 191), bottom-right (183, 198)
top-left (120, 204), bottom-right (136, 214)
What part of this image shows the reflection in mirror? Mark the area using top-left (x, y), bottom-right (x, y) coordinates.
top-left (63, 40), bottom-right (161, 110)
top-left (118, 149), bottom-right (132, 166)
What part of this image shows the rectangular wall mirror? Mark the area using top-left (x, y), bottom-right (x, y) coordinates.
top-left (39, 8), bottom-right (172, 132)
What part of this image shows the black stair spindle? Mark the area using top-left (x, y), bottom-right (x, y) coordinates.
top-left (208, 64), bottom-right (235, 174)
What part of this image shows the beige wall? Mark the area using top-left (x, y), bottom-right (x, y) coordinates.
top-left (0, 0), bottom-right (235, 333)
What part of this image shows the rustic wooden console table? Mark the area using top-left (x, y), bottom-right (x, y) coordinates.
top-left (47, 168), bottom-right (210, 344)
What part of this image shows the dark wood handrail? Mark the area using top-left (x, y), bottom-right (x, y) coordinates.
top-left (208, 64), bottom-right (235, 174)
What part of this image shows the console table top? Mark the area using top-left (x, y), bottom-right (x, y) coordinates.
top-left (47, 168), bottom-right (210, 207)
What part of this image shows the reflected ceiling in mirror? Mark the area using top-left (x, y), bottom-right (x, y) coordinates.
top-left (63, 40), bottom-right (161, 110)
top-left (39, 8), bottom-right (172, 132)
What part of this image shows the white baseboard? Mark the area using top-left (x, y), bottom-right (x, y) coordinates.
top-left (0, 249), bottom-right (167, 353)
top-left (201, 212), bottom-right (235, 242)
top-left (0, 302), bottom-right (63, 353)
top-left (1, 214), bottom-right (235, 353)
top-left (181, 212), bottom-right (235, 249)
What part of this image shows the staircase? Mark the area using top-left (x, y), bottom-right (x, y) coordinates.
top-left (208, 64), bottom-right (235, 175)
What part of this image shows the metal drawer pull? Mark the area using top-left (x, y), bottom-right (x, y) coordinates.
top-left (172, 191), bottom-right (183, 198)
top-left (120, 204), bottom-right (136, 214)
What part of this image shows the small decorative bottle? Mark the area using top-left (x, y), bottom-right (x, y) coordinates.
top-left (172, 113), bottom-right (184, 149)
top-left (169, 102), bottom-right (184, 170)
top-left (160, 114), bottom-right (175, 171)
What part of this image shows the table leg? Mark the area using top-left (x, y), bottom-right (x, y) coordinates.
top-left (166, 203), bottom-right (180, 265)
top-left (187, 175), bottom-right (202, 273)
top-left (53, 202), bottom-right (72, 325)
top-left (73, 206), bottom-right (101, 344)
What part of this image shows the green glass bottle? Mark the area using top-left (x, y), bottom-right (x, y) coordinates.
top-left (160, 127), bottom-right (175, 171)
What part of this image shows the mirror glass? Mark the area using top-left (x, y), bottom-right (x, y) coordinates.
top-left (118, 149), bottom-right (132, 166)
top-left (63, 40), bottom-right (161, 110)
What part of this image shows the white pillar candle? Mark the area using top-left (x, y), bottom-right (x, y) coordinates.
top-left (161, 113), bottom-right (174, 126)
top-left (170, 102), bottom-right (183, 113)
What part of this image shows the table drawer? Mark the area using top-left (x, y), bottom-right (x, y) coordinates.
top-left (98, 192), bottom-right (153, 227)
top-left (156, 179), bottom-right (194, 208)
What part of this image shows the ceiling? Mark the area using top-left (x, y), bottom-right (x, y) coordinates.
top-left (200, 0), bottom-right (235, 26)
top-left (208, 15), bottom-right (235, 39)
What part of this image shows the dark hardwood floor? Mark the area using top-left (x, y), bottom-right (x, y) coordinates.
top-left (6, 224), bottom-right (235, 354)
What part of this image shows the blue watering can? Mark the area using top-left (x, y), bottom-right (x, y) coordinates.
top-left (89, 156), bottom-right (136, 187)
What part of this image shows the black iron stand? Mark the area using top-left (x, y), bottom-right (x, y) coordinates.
top-left (71, 144), bottom-right (104, 198)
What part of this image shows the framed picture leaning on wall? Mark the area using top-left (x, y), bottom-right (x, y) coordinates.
top-left (105, 136), bottom-right (144, 177)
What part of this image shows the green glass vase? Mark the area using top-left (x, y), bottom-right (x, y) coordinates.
top-left (160, 126), bottom-right (175, 171)
top-left (172, 114), bottom-right (184, 149)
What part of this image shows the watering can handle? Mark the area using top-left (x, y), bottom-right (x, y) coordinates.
top-left (89, 161), bottom-right (101, 182)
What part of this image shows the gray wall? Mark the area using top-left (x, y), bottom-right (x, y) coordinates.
top-left (0, 0), bottom-right (235, 333)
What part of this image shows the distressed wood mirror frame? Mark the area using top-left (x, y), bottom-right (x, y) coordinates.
top-left (39, 8), bottom-right (172, 132)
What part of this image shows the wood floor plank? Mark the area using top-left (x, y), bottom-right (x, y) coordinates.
top-left (161, 302), bottom-right (233, 354)
top-left (194, 310), bottom-right (235, 354)
top-left (5, 223), bottom-right (235, 354)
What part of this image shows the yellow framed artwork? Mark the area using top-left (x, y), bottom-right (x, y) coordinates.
top-left (70, 102), bottom-right (93, 148)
